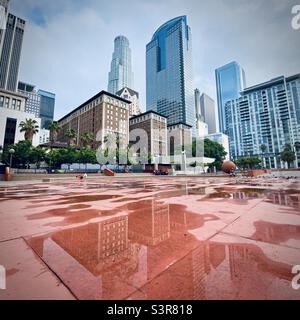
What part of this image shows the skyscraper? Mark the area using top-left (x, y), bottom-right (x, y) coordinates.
top-left (38, 90), bottom-right (55, 129)
top-left (18, 81), bottom-right (41, 118)
top-left (200, 93), bottom-right (217, 134)
top-left (215, 61), bottom-right (246, 133)
top-left (225, 74), bottom-right (300, 169)
top-left (18, 82), bottom-right (56, 129)
top-left (146, 16), bottom-right (195, 134)
top-left (0, 12), bottom-right (25, 91)
top-left (108, 35), bottom-right (134, 94)
top-left (194, 88), bottom-right (208, 137)
top-left (0, 0), bottom-right (10, 54)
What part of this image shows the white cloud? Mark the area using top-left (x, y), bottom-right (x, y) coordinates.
top-left (10, 0), bottom-right (300, 120)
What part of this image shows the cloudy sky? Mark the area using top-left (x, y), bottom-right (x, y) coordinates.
top-left (10, 0), bottom-right (300, 120)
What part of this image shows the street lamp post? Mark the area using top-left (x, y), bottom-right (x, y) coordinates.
top-left (9, 149), bottom-right (15, 168)
top-left (182, 150), bottom-right (186, 173)
top-left (293, 145), bottom-right (299, 169)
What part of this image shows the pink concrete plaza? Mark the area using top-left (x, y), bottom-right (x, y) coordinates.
top-left (0, 176), bottom-right (300, 300)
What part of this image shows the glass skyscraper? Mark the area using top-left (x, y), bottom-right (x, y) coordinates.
top-left (108, 35), bottom-right (134, 94)
top-left (38, 90), bottom-right (55, 129)
top-left (215, 61), bottom-right (246, 133)
top-left (146, 16), bottom-right (195, 134)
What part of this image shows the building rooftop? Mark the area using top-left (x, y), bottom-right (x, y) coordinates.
top-left (129, 110), bottom-right (167, 121)
top-left (152, 16), bottom-right (186, 40)
top-left (167, 122), bottom-right (193, 128)
top-left (0, 88), bottom-right (28, 100)
top-left (116, 87), bottom-right (139, 99)
top-left (243, 74), bottom-right (300, 94)
top-left (58, 90), bottom-right (132, 123)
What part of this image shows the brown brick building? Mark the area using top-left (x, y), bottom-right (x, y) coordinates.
top-left (57, 91), bottom-right (131, 148)
top-left (129, 110), bottom-right (168, 159)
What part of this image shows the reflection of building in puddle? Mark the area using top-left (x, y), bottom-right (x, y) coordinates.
top-left (145, 242), bottom-right (226, 300)
top-left (186, 241), bottom-right (295, 299)
top-left (51, 216), bottom-right (141, 276)
top-left (188, 187), bottom-right (206, 196)
top-left (227, 243), bottom-right (293, 291)
top-left (191, 244), bottom-right (210, 300)
top-left (128, 199), bottom-right (170, 246)
top-left (252, 220), bottom-right (300, 244)
top-left (268, 192), bottom-right (300, 208)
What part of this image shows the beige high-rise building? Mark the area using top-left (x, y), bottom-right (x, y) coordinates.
top-left (116, 87), bottom-right (141, 116)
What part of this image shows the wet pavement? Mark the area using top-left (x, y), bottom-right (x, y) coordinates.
top-left (0, 176), bottom-right (300, 300)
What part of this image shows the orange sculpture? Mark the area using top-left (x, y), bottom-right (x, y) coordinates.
top-left (221, 161), bottom-right (236, 174)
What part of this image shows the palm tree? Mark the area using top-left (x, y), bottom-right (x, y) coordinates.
top-left (81, 132), bottom-right (94, 149)
top-left (48, 121), bottom-right (61, 145)
top-left (260, 144), bottom-right (267, 153)
top-left (19, 119), bottom-right (39, 143)
top-left (65, 129), bottom-right (77, 146)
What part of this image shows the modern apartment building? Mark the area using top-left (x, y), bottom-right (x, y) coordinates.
top-left (17, 81), bottom-right (41, 117)
top-left (108, 36), bottom-right (134, 94)
top-left (18, 82), bottom-right (55, 129)
top-left (146, 16), bottom-right (195, 134)
top-left (129, 110), bottom-right (168, 160)
top-left (215, 61), bottom-right (246, 133)
top-left (0, 12), bottom-right (25, 91)
top-left (116, 87), bottom-right (141, 116)
top-left (57, 91), bottom-right (131, 149)
top-left (225, 74), bottom-right (300, 168)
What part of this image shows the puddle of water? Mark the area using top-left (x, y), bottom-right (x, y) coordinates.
top-left (252, 220), bottom-right (300, 245)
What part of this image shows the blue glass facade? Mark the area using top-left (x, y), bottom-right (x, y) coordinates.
top-left (215, 61), bottom-right (246, 133)
top-left (38, 89), bottom-right (55, 129)
top-left (146, 16), bottom-right (195, 135)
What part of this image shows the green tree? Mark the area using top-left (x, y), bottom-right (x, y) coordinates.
top-left (2, 140), bottom-right (32, 168)
top-left (19, 119), bottom-right (39, 143)
top-left (65, 129), bottom-right (77, 146)
top-left (280, 144), bottom-right (296, 168)
top-left (45, 147), bottom-right (78, 170)
top-left (201, 138), bottom-right (227, 170)
top-left (45, 149), bottom-right (62, 169)
top-left (80, 132), bottom-right (94, 149)
top-left (260, 144), bottom-right (267, 153)
top-left (78, 148), bottom-right (97, 171)
top-left (48, 121), bottom-right (61, 146)
top-left (30, 146), bottom-right (46, 169)
top-left (235, 157), bottom-right (262, 169)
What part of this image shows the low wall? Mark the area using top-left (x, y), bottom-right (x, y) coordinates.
top-left (247, 169), bottom-right (272, 177)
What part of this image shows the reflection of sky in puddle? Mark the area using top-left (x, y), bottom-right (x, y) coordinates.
top-left (205, 187), bottom-right (300, 208)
